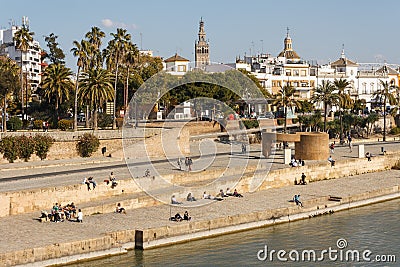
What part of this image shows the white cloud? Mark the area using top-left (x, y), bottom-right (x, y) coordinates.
top-left (101, 18), bottom-right (137, 30)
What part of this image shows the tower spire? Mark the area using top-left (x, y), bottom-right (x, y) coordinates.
top-left (286, 26), bottom-right (290, 37)
top-left (195, 18), bottom-right (210, 68)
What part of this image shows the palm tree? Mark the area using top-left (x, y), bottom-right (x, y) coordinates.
top-left (13, 26), bottom-right (34, 118)
top-left (106, 28), bottom-right (132, 129)
top-left (122, 42), bottom-right (139, 113)
top-left (272, 84), bottom-right (301, 133)
top-left (333, 78), bottom-right (352, 139)
top-left (85, 26), bottom-right (105, 69)
top-left (0, 56), bottom-right (20, 132)
top-left (372, 80), bottom-right (398, 141)
top-left (71, 40), bottom-right (90, 131)
top-left (312, 80), bottom-right (339, 132)
top-left (41, 63), bottom-right (74, 115)
top-left (79, 68), bottom-right (114, 130)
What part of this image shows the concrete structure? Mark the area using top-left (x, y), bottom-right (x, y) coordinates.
top-left (295, 132), bottom-right (329, 160)
top-left (194, 18), bottom-right (210, 69)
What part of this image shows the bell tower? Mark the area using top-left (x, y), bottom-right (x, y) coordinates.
top-left (195, 18), bottom-right (210, 69)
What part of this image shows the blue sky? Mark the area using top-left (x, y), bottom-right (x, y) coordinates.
top-left (1, 0), bottom-right (399, 71)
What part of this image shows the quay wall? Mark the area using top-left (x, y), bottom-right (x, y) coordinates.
top-left (1, 151), bottom-right (399, 218)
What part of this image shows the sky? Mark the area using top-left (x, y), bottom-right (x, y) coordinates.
top-left (1, 0), bottom-right (399, 72)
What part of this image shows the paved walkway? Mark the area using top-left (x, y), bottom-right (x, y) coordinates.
top-left (0, 170), bottom-right (398, 254)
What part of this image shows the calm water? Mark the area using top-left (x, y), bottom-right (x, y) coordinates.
top-left (72, 199), bottom-right (399, 267)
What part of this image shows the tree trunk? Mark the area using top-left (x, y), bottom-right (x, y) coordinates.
top-left (3, 95), bottom-right (7, 132)
top-left (73, 66), bottom-right (80, 131)
top-left (20, 50), bottom-right (24, 118)
top-left (383, 95), bottom-right (386, 142)
top-left (85, 105), bottom-right (90, 128)
top-left (112, 55), bottom-right (119, 130)
top-left (324, 102), bottom-right (328, 132)
top-left (283, 105), bottom-right (287, 133)
top-left (93, 105), bottom-right (98, 130)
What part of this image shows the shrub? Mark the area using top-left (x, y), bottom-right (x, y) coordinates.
top-left (7, 117), bottom-right (22, 131)
top-left (292, 118), bottom-right (299, 124)
top-left (277, 118), bottom-right (285, 125)
top-left (15, 135), bottom-right (35, 162)
top-left (242, 119), bottom-right (259, 129)
top-left (0, 136), bottom-right (18, 163)
top-left (34, 135), bottom-right (55, 160)
top-left (58, 119), bottom-right (73, 131)
top-left (389, 127), bottom-right (400, 135)
top-left (33, 120), bottom-right (44, 130)
top-left (98, 113), bottom-right (113, 129)
top-left (76, 133), bottom-right (100, 157)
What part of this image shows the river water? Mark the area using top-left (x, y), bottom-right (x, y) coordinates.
top-left (72, 199), bottom-right (399, 266)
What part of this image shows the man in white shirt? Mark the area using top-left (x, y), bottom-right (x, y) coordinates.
top-left (77, 209), bottom-right (83, 223)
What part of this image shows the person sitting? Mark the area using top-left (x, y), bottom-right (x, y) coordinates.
top-left (233, 189), bottom-right (243, 197)
top-left (365, 152), bottom-right (372, 161)
top-left (171, 195), bottom-right (182, 204)
top-left (203, 191), bottom-right (211, 199)
top-left (88, 177), bottom-right (97, 190)
top-left (292, 160), bottom-right (298, 167)
top-left (183, 211), bottom-right (191, 221)
top-left (328, 155), bottom-right (335, 167)
top-left (83, 177), bottom-right (91, 191)
top-left (115, 203), bottom-right (126, 214)
top-left (226, 188), bottom-right (233, 196)
top-left (186, 192), bottom-right (196, 201)
top-left (39, 211), bottom-right (49, 222)
top-left (174, 213), bottom-right (183, 222)
top-left (214, 190), bottom-right (224, 201)
top-left (109, 172), bottom-right (118, 189)
top-left (293, 194), bottom-right (303, 207)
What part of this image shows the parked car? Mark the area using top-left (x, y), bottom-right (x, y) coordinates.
top-left (257, 112), bottom-right (274, 119)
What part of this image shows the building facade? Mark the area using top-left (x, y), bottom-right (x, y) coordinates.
top-left (0, 17), bottom-right (42, 94)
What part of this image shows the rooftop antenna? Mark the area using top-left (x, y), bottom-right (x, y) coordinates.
top-left (140, 32), bottom-right (142, 50)
top-left (260, 39), bottom-right (264, 54)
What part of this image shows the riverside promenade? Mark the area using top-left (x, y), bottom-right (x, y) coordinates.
top-left (0, 139), bottom-right (399, 266)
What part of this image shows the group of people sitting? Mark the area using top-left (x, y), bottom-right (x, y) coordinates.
top-left (170, 211), bottom-right (191, 222)
top-left (289, 157), bottom-right (305, 167)
top-left (203, 188), bottom-right (243, 200)
top-left (83, 177), bottom-right (97, 191)
top-left (39, 202), bottom-right (83, 223)
top-left (103, 172), bottom-right (118, 189)
top-left (171, 188), bottom-right (244, 204)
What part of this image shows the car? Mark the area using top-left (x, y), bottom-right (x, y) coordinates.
top-left (257, 112), bottom-right (274, 119)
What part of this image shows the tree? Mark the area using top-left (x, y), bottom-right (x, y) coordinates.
top-left (105, 28), bottom-right (132, 129)
top-left (13, 26), bottom-right (34, 118)
top-left (312, 80), bottom-right (339, 132)
top-left (122, 42), bottom-right (139, 112)
top-left (372, 80), bottom-right (398, 141)
top-left (334, 78), bottom-right (352, 138)
top-left (79, 68), bottom-right (114, 130)
top-left (272, 84), bottom-right (301, 132)
top-left (0, 56), bottom-right (20, 132)
top-left (71, 40), bottom-right (90, 131)
top-left (41, 63), bottom-right (74, 115)
top-left (44, 33), bottom-right (65, 64)
top-left (85, 26), bottom-right (105, 69)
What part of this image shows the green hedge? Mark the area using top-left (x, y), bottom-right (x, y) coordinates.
top-left (0, 134), bottom-right (55, 162)
top-left (242, 119), bottom-right (259, 129)
top-left (58, 119), bottom-right (73, 131)
top-left (7, 117), bottom-right (22, 131)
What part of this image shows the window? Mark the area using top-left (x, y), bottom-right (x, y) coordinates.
top-left (362, 83), bottom-right (367, 94)
top-left (177, 65), bottom-right (186, 72)
top-left (286, 70), bottom-right (291, 76)
top-left (293, 70), bottom-right (299, 76)
top-left (301, 70), bottom-right (306, 76)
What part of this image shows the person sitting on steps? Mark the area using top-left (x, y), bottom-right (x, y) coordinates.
top-left (115, 203), bottom-right (126, 214)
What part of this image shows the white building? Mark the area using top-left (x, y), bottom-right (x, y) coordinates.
top-left (0, 18), bottom-right (43, 93)
top-left (163, 53), bottom-right (190, 76)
